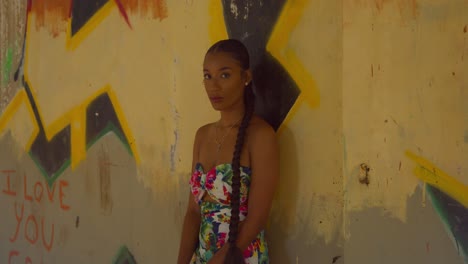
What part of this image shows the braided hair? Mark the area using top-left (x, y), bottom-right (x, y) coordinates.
top-left (207, 39), bottom-right (255, 263)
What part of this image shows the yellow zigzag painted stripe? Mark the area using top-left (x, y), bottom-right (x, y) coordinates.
top-left (209, 0), bottom-right (228, 42)
top-left (207, 0), bottom-right (320, 134)
top-left (0, 1), bottom-right (140, 173)
top-left (66, 0), bottom-right (116, 51)
top-left (268, 0), bottom-right (320, 134)
top-left (0, 89), bottom-right (39, 149)
top-left (406, 151), bottom-right (468, 208)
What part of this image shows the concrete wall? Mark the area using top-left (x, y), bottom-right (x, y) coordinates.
top-left (0, 1), bottom-right (466, 263)
top-left (343, 1), bottom-right (467, 263)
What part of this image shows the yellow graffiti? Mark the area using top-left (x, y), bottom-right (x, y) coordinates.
top-left (0, 86), bottom-right (140, 170)
top-left (0, 90), bottom-right (39, 149)
top-left (39, 84), bottom-right (141, 169)
top-left (209, 0), bottom-right (228, 41)
top-left (207, 0), bottom-right (320, 134)
top-left (267, 0), bottom-right (320, 134)
top-left (66, 0), bottom-right (116, 51)
top-left (406, 151), bottom-right (468, 208)
top-left (0, 1), bottom-right (140, 172)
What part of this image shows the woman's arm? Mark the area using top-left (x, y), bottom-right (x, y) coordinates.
top-left (235, 122), bottom-right (279, 250)
top-left (177, 128), bottom-right (203, 263)
top-left (177, 192), bottom-right (201, 263)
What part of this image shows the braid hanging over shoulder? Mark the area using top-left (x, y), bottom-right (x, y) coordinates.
top-left (224, 84), bottom-right (255, 264)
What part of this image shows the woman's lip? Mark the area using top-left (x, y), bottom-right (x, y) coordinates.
top-left (210, 96), bottom-right (223, 102)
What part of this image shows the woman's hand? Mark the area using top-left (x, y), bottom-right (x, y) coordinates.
top-left (207, 245), bottom-right (228, 264)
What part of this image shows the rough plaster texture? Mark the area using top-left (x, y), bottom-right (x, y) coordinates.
top-left (0, 0), bottom-right (466, 263)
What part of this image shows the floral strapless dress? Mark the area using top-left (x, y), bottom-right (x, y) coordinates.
top-left (189, 163), bottom-right (269, 264)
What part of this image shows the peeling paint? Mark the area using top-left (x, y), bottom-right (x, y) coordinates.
top-left (230, 0), bottom-right (239, 19)
top-left (359, 163), bottom-right (370, 186)
top-left (28, 0), bottom-right (167, 36)
top-left (243, 1), bottom-right (252, 20)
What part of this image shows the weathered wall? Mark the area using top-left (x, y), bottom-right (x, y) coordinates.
top-left (0, 0), bottom-right (466, 263)
top-left (343, 0), bottom-right (468, 263)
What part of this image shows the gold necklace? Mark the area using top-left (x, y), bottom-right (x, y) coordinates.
top-left (214, 119), bottom-right (241, 154)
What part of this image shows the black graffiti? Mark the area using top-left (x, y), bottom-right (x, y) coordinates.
top-left (427, 185), bottom-right (468, 256)
top-left (113, 245), bottom-right (137, 264)
top-left (221, 0), bottom-right (301, 130)
top-left (86, 93), bottom-right (129, 150)
top-left (24, 80), bottom-right (132, 183)
top-left (70, 0), bottom-right (109, 36)
top-left (11, 0), bottom-right (134, 183)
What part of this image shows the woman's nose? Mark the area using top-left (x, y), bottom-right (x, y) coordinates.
top-left (206, 79), bottom-right (221, 91)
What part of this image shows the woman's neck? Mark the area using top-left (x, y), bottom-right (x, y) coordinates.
top-left (218, 108), bottom-right (244, 127)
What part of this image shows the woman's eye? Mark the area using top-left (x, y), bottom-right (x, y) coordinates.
top-left (203, 74), bottom-right (211, 80)
top-left (221, 73), bottom-right (230, 79)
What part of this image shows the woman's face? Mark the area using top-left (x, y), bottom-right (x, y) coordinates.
top-left (203, 51), bottom-right (251, 111)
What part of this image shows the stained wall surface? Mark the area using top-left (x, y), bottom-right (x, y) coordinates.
top-left (0, 1), bottom-right (466, 263)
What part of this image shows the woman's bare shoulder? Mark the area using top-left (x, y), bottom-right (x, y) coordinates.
top-left (247, 116), bottom-right (276, 150)
top-left (248, 115), bottom-right (275, 136)
top-left (194, 122), bottom-right (215, 142)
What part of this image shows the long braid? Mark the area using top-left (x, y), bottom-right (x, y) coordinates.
top-left (205, 38), bottom-right (255, 263)
top-left (224, 85), bottom-right (255, 264)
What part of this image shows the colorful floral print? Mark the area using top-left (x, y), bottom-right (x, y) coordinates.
top-left (189, 163), bottom-right (269, 264)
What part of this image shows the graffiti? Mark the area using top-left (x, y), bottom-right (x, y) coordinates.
top-left (66, 0), bottom-right (131, 50)
top-left (26, 83), bottom-right (136, 185)
top-left (1, 170), bottom-right (70, 210)
top-left (0, 0), bottom-right (141, 186)
top-left (7, 250), bottom-right (40, 264)
top-left (2, 48), bottom-right (14, 85)
top-left (113, 245), bottom-right (137, 264)
top-left (210, 0), bottom-right (319, 130)
top-left (27, 0), bottom-right (167, 48)
top-left (71, 0), bottom-right (131, 35)
top-left (406, 151), bottom-right (468, 261)
top-left (1, 170), bottom-right (71, 264)
top-left (406, 151), bottom-right (468, 207)
top-left (0, 80), bottom-right (139, 186)
top-left (0, 1), bottom-right (161, 262)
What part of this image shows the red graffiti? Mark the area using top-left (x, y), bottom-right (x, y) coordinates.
top-left (2, 170), bottom-right (71, 211)
top-left (8, 202), bottom-right (56, 252)
top-left (23, 174), bottom-right (33, 201)
top-left (8, 250), bottom-right (43, 264)
top-left (8, 250), bottom-right (19, 264)
top-left (2, 171), bottom-right (66, 262)
top-left (9, 202), bottom-right (24, 243)
top-left (2, 170), bottom-right (17, 196)
top-left (59, 180), bottom-right (70, 211)
top-left (25, 215), bottom-right (39, 244)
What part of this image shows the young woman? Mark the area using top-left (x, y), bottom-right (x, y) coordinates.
top-left (177, 39), bottom-right (279, 264)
